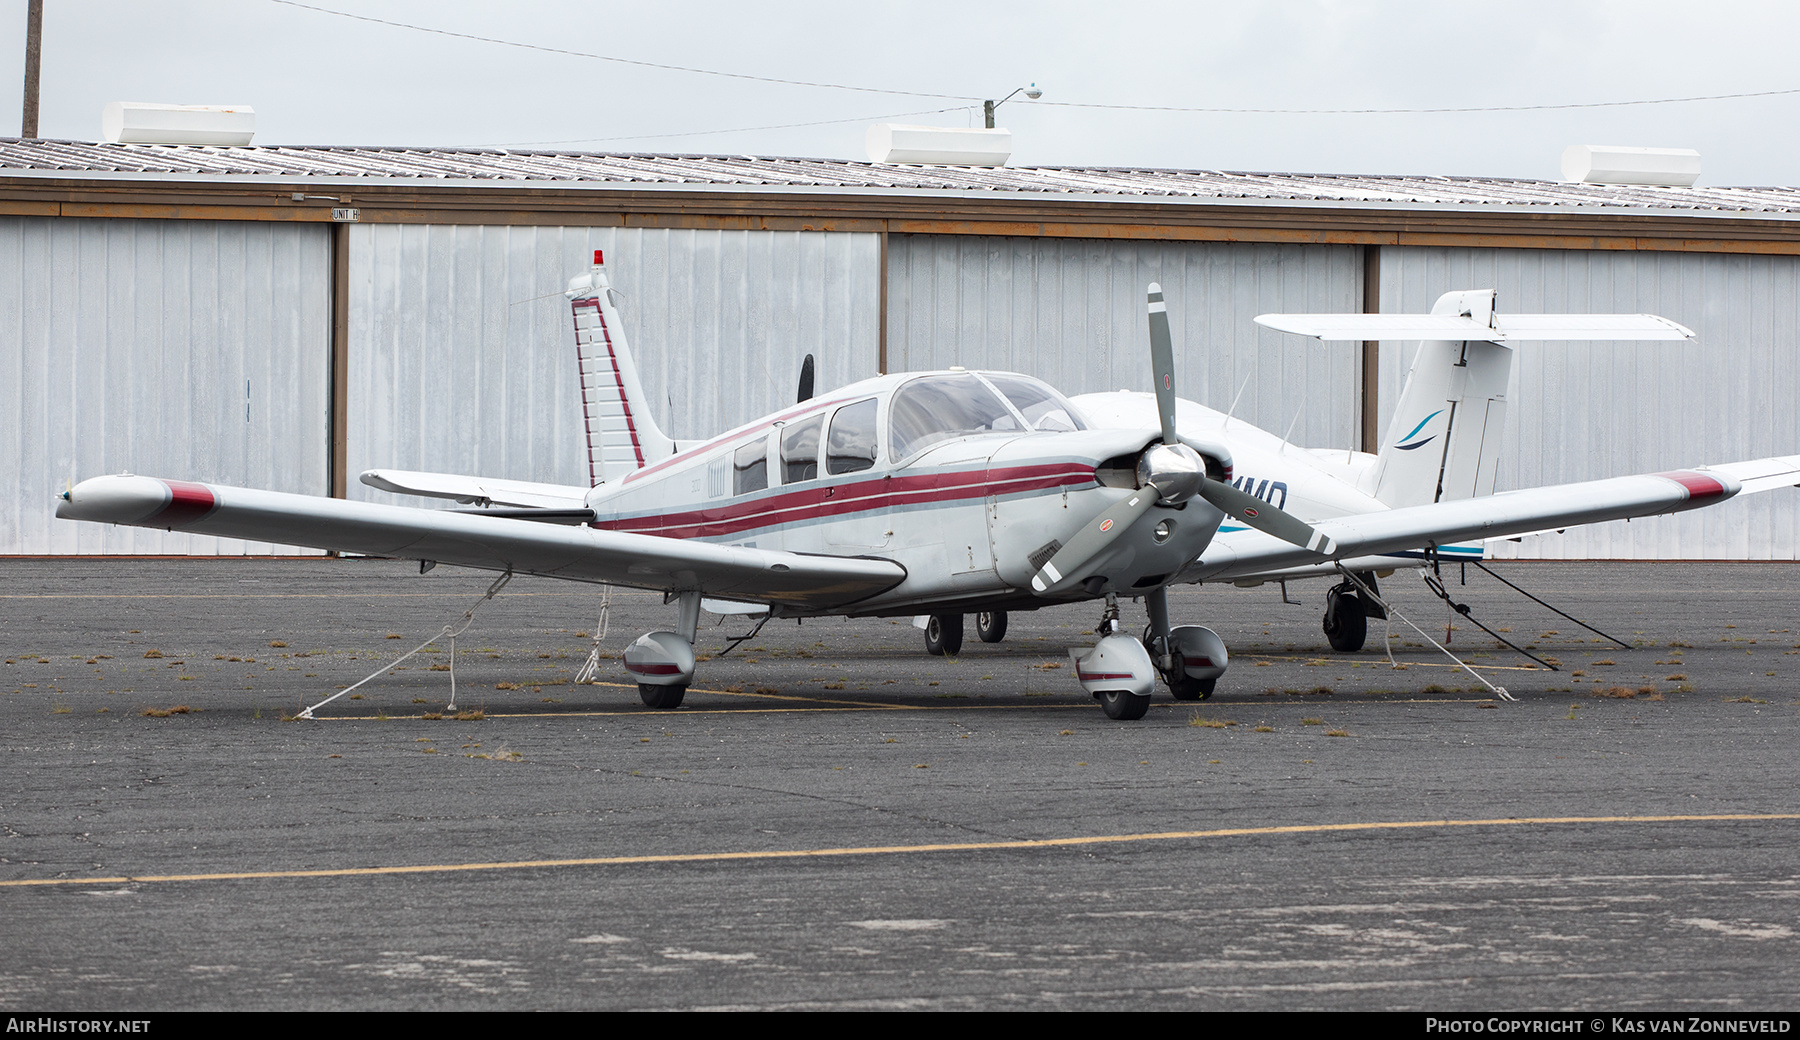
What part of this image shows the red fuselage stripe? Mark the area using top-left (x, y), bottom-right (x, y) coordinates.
top-left (594, 463), bottom-right (1095, 539)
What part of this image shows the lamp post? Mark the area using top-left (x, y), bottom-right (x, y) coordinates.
top-left (983, 83), bottom-right (1042, 128)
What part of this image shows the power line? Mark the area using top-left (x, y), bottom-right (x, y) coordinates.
top-left (265, 0), bottom-right (1800, 121)
top-left (495, 106), bottom-right (974, 148)
top-left (265, 0), bottom-right (975, 102)
top-left (1034, 86), bottom-right (1800, 116)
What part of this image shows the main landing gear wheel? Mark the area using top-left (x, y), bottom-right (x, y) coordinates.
top-left (1323, 584), bottom-right (1368, 653)
top-left (976, 611), bottom-right (1008, 643)
top-left (637, 683), bottom-right (687, 709)
top-left (1097, 690), bottom-right (1151, 721)
top-left (924, 613), bottom-right (965, 656)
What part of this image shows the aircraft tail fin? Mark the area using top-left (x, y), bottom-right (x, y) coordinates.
top-left (1371, 290), bottom-right (1513, 508)
top-left (566, 251), bottom-right (676, 485)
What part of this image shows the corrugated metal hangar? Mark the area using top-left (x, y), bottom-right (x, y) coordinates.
top-left (3, 140), bottom-right (1797, 559)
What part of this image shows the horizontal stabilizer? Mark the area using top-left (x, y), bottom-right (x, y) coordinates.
top-left (1254, 312), bottom-right (1694, 342)
top-left (360, 469), bottom-right (593, 509)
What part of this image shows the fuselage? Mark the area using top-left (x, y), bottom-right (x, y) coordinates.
top-left (584, 370), bottom-right (1225, 615)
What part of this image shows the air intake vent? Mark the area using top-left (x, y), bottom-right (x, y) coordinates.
top-left (102, 102), bottom-right (255, 146)
top-left (1561, 145), bottom-right (1699, 187)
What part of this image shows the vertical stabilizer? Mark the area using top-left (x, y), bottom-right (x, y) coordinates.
top-left (566, 251), bottom-right (676, 485)
top-left (1372, 290), bottom-right (1513, 508)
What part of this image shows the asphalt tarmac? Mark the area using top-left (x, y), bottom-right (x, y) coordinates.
top-left (1, 557), bottom-right (1796, 1011)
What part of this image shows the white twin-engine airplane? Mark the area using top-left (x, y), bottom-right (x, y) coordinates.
top-left (58, 253), bottom-right (1800, 720)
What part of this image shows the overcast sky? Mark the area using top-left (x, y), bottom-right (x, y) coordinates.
top-left (3, 0), bottom-right (1797, 185)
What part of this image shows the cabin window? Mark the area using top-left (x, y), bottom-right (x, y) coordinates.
top-left (826, 398), bottom-right (878, 475)
top-left (733, 436), bottom-right (768, 494)
top-left (888, 374), bottom-right (1018, 462)
top-left (781, 415), bottom-right (823, 484)
top-left (983, 374), bottom-right (1087, 432)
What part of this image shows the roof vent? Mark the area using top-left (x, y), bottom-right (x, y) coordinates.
top-left (101, 102), bottom-right (255, 146)
top-left (866, 124), bottom-right (1010, 167)
top-left (1561, 145), bottom-right (1699, 187)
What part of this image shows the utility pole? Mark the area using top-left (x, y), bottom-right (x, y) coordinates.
top-left (22, 0), bottom-right (42, 138)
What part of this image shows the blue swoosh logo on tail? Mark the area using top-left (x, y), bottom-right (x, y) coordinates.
top-left (1394, 409), bottom-right (1444, 451)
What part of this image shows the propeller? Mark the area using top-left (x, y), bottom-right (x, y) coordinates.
top-left (1030, 283), bottom-right (1334, 594)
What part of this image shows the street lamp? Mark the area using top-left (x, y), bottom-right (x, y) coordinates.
top-left (983, 83), bottom-right (1043, 129)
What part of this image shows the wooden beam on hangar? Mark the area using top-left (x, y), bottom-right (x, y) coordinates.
top-left (3, 176), bottom-right (1800, 255)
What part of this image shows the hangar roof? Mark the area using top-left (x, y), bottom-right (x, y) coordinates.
top-left (2, 138), bottom-right (1798, 219)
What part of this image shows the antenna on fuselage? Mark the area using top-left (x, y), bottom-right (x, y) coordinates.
top-left (797, 354), bottom-right (816, 403)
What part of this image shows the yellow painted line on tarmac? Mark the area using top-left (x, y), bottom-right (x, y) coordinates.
top-left (5, 813), bottom-right (1795, 889)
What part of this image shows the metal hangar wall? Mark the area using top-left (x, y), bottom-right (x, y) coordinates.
top-left (1, 143), bottom-right (1796, 559)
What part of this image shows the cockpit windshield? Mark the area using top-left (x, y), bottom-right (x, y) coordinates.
top-left (983, 373), bottom-right (1087, 433)
top-left (888, 374), bottom-right (1020, 462)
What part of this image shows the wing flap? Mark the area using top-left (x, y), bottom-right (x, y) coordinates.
top-left (59, 476), bottom-right (904, 610)
top-left (360, 469), bottom-right (593, 509)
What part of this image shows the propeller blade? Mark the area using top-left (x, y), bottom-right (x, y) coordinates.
top-left (1146, 283), bottom-right (1179, 446)
top-left (1200, 479), bottom-right (1337, 554)
top-left (1030, 489), bottom-right (1161, 593)
top-left (796, 354), bottom-right (816, 403)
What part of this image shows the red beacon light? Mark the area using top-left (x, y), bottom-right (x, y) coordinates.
top-left (593, 249), bottom-right (604, 266)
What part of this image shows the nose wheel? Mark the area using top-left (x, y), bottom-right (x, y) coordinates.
top-left (1165, 654), bottom-right (1214, 701)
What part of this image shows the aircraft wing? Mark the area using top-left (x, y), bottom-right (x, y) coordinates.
top-left (1185, 457), bottom-right (1800, 584)
top-left (359, 469), bottom-right (594, 509)
top-left (1253, 313), bottom-right (1694, 342)
top-left (56, 476), bottom-right (905, 610)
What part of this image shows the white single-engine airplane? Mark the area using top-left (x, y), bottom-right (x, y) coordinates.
top-left (57, 254), bottom-right (1800, 720)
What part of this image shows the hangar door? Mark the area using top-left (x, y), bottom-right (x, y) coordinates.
top-left (0, 217), bottom-right (331, 554)
top-left (885, 236), bottom-right (1365, 453)
top-left (346, 225), bottom-right (881, 507)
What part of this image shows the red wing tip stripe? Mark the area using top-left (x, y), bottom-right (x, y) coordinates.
top-left (1657, 470), bottom-right (1729, 500)
top-left (624, 661), bottom-right (684, 676)
top-left (152, 480), bottom-right (219, 527)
